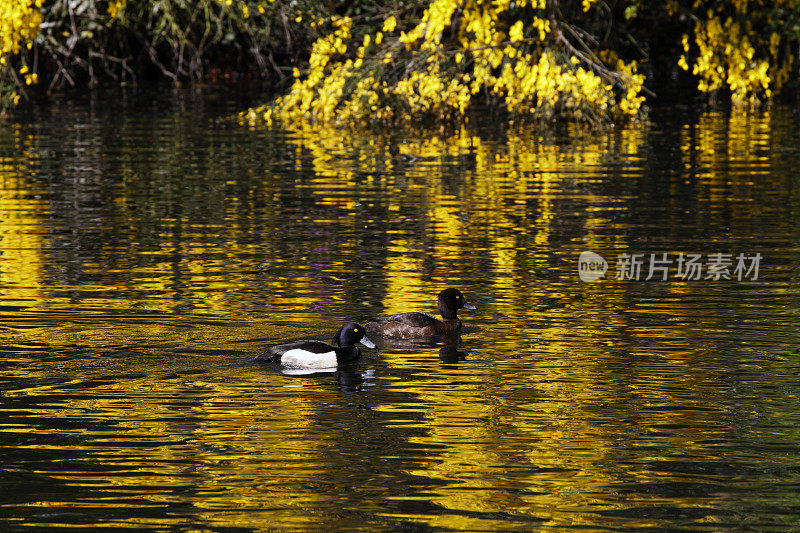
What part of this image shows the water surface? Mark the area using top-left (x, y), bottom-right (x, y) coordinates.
top-left (1, 90), bottom-right (799, 531)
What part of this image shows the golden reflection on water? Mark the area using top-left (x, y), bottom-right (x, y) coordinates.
top-left (0, 130), bottom-right (48, 309)
top-left (1, 105), bottom-right (799, 530)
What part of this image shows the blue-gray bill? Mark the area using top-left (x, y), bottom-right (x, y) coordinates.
top-left (360, 336), bottom-right (376, 348)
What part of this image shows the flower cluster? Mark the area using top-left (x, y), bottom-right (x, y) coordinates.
top-left (245, 0), bottom-right (648, 128)
top-left (677, 0), bottom-right (800, 105)
top-left (680, 11), bottom-right (770, 104)
top-left (0, 0), bottom-right (41, 58)
top-left (258, 17), bottom-right (355, 124)
top-left (107, 0), bottom-right (126, 18)
top-left (0, 0), bottom-right (42, 110)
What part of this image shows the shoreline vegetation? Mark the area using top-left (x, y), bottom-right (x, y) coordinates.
top-left (2, 1), bottom-right (799, 126)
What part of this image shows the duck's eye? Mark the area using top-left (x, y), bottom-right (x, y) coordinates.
top-left (354, 328), bottom-right (359, 333)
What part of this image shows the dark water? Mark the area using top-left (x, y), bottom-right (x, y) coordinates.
top-left (1, 89), bottom-right (799, 531)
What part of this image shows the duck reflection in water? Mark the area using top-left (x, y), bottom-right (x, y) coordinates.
top-left (335, 368), bottom-right (377, 393)
top-left (259, 364), bottom-right (374, 392)
top-left (438, 340), bottom-right (468, 364)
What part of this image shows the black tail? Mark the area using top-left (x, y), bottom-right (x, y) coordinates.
top-left (251, 347), bottom-right (282, 364)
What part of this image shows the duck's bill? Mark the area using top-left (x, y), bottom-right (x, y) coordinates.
top-left (463, 302), bottom-right (477, 310)
top-left (360, 336), bottom-right (376, 348)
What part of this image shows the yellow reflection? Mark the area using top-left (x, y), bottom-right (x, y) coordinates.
top-left (0, 129), bottom-right (47, 308)
top-left (2, 107), bottom-right (794, 531)
top-left (263, 113), bottom-right (787, 528)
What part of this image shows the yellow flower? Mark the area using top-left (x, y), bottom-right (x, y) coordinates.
top-left (108, 0), bottom-right (126, 18)
top-left (241, 0), bottom-right (654, 127)
top-left (383, 15), bottom-right (397, 33)
top-left (509, 20), bottom-right (524, 42)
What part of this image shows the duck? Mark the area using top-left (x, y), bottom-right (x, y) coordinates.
top-left (364, 288), bottom-right (476, 339)
top-left (252, 322), bottom-right (375, 368)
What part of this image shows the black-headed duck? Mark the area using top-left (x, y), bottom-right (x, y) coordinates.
top-left (364, 288), bottom-right (476, 339)
top-left (252, 322), bottom-right (375, 368)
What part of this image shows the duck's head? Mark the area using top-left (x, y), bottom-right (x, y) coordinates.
top-left (437, 288), bottom-right (477, 319)
top-left (332, 322), bottom-right (376, 348)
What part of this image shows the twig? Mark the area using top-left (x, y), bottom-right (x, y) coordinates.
top-left (553, 24), bottom-right (655, 96)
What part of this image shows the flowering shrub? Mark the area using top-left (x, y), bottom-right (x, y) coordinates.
top-left (0, 0), bottom-right (42, 111)
top-left (245, 0), bottom-right (648, 127)
top-left (677, 0), bottom-right (800, 105)
top-left (4, 1), bottom-right (800, 119)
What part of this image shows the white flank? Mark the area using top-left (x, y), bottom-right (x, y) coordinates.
top-left (280, 348), bottom-right (337, 369)
top-left (282, 368), bottom-right (337, 376)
